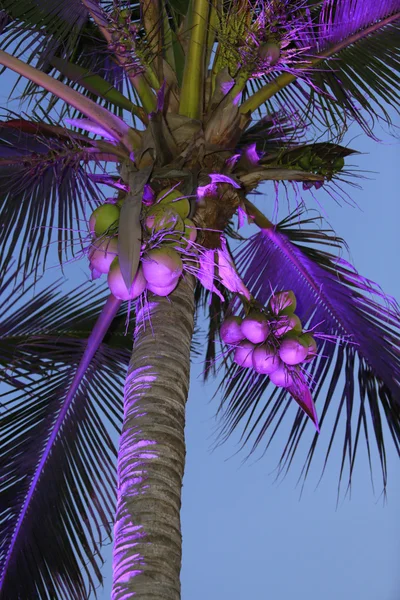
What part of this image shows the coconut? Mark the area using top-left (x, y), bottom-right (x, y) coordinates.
top-left (142, 247), bottom-right (183, 287)
top-left (333, 156), bottom-right (345, 171)
top-left (274, 314), bottom-right (302, 337)
top-left (182, 219), bottom-right (197, 245)
top-left (258, 42), bottom-right (280, 66)
top-left (145, 206), bottom-right (184, 234)
top-left (269, 290), bottom-right (297, 315)
top-left (252, 344), bottom-right (281, 374)
top-left (107, 259), bottom-right (147, 301)
top-left (241, 312), bottom-right (270, 344)
top-left (269, 366), bottom-right (295, 388)
top-left (156, 187), bottom-right (190, 219)
top-left (146, 279), bottom-right (179, 297)
top-left (299, 154), bottom-right (312, 170)
top-left (278, 335), bottom-right (309, 366)
top-left (220, 316), bottom-right (245, 344)
top-left (299, 333), bottom-right (318, 362)
top-left (233, 340), bottom-right (255, 368)
top-left (88, 237), bottom-right (118, 274)
top-left (89, 203), bottom-right (120, 237)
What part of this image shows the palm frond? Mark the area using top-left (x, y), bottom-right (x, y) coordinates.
top-left (215, 208), bottom-right (400, 494)
top-left (0, 117), bottom-right (107, 277)
top-left (237, 110), bottom-right (307, 153)
top-left (246, 0), bottom-right (400, 137)
top-left (194, 278), bottom-right (233, 380)
top-left (0, 270), bottom-right (132, 600)
top-left (0, 1), bottom-right (139, 117)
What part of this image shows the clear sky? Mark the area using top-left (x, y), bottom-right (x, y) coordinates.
top-left (1, 71), bottom-right (399, 600)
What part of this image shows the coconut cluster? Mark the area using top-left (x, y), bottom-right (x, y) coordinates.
top-left (87, 188), bottom-right (197, 300)
top-left (220, 290), bottom-right (317, 388)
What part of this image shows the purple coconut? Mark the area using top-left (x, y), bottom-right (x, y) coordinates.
top-left (233, 340), bottom-right (255, 368)
top-left (252, 344), bottom-right (281, 374)
top-left (241, 312), bottom-right (270, 344)
top-left (220, 316), bottom-right (245, 344)
top-left (269, 366), bottom-right (295, 388)
top-left (278, 336), bottom-right (309, 366)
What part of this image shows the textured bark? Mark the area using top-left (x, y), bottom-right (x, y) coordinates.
top-left (112, 274), bottom-right (195, 600)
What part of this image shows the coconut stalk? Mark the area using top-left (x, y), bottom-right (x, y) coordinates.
top-left (112, 274), bottom-right (195, 600)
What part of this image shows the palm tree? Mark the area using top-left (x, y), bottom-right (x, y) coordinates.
top-left (0, 0), bottom-right (399, 598)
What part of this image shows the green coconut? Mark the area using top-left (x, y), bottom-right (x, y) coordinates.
top-left (144, 206), bottom-right (185, 235)
top-left (181, 219), bottom-right (197, 245)
top-left (146, 279), bottom-right (179, 297)
top-left (89, 203), bottom-right (120, 237)
top-left (156, 187), bottom-right (190, 219)
top-left (299, 333), bottom-right (318, 362)
top-left (88, 237), bottom-right (118, 274)
top-left (107, 258), bottom-right (147, 301)
top-left (333, 156), bottom-right (345, 171)
top-left (269, 290), bottom-right (297, 315)
top-left (142, 247), bottom-right (183, 287)
top-left (274, 314), bottom-right (302, 337)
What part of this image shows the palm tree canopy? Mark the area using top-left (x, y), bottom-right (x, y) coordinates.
top-left (0, 0), bottom-right (399, 598)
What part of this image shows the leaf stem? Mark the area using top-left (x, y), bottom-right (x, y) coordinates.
top-left (242, 197), bottom-right (274, 230)
top-left (0, 294), bottom-right (122, 594)
top-left (0, 51), bottom-right (136, 152)
top-left (179, 0), bottom-right (210, 118)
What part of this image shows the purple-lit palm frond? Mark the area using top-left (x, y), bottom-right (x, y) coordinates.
top-left (0, 118), bottom-right (108, 277)
top-left (0, 267), bottom-right (133, 364)
top-left (0, 270), bottom-right (132, 600)
top-left (250, 1), bottom-right (400, 136)
top-left (216, 209), bottom-right (400, 494)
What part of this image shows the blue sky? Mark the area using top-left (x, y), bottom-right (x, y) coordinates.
top-left (1, 70), bottom-right (399, 600)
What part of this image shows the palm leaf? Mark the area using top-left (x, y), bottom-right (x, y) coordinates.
top-left (0, 270), bottom-right (133, 599)
top-left (215, 207), bottom-right (400, 494)
top-left (237, 111), bottom-right (307, 154)
top-left (0, 1), bottom-right (137, 117)
top-left (0, 117), bottom-right (107, 277)
top-left (244, 0), bottom-right (400, 137)
top-left (194, 277), bottom-right (233, 380)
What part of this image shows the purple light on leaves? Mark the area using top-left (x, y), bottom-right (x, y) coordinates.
top-left (65, 118), bottom-right (118, 142)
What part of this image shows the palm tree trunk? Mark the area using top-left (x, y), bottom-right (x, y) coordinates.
top-left (112, 274), bottom-right (195, 600)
